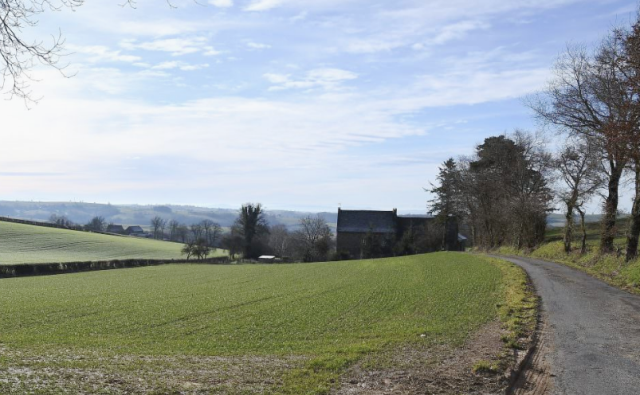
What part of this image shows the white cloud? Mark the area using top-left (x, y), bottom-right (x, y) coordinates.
top-left (0, 0), bottom-right (623, 210)
top-left (120, 37), bottom-right (211, 56)
top-left (247, 42), bottom-right (271, 49)
top-left (244, 0), bottom-right (286, 11)
top-left (67, 45), bottom-right (141, 63)
top-left (203, 46), bottom-right (223, 56)
top-left (210, 0), bottom-right (234, 7)
top-left (264, 68), bottom-right (358, 91)
top-left (152, 61), bottom-right (210, 71)
top-left (430, 20), bottom-right (491, 45)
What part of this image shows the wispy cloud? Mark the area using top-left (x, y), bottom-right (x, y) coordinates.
top-left (264, 68), bottom-right (358, 91)
top-left (67, 45), bottom-right (141, 63)
top-left (0, 0), bottom-right (630, 210)
top-left (151, 61), bottom-right (210, 71)
top-left (120, 37), bottom-right (214, 56)
top-left (210, 0), bottom-right (234, 7)
top-left (247, 41), bottom-right (271, 49)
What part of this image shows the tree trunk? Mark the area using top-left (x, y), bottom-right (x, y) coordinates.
top-left (563, 198), bottom-right (577, 254)
top-left (600, 162), bottom-right (623, 254)
top-left (626, 162), bottom-right (640, 262)
top-left (577, 206), bottom-right (588, 255)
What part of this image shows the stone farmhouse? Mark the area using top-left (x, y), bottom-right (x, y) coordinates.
top-left (336, 208), bottom-right (463, 259)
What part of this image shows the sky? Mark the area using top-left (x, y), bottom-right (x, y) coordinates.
top-left (0, 0), bottom-right (637, 214)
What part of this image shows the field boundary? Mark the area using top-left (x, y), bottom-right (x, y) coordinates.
top-left (0, 256), bottom-right (230, 278)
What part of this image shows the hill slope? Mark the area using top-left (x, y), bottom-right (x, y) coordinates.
top-left (0, 253), bottom-right (535, 394)
top-left (0, 221), bottom-right (224, 265)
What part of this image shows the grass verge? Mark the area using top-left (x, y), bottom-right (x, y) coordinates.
top-left (496, 241), bottom-right (640, 295)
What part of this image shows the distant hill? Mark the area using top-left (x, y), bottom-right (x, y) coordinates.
top-left (0, 201), bottom-right (609, 231)
top-left (0, 201), bottom-right (338, 231)
top-left (546, 213), bottom-right (603, 228)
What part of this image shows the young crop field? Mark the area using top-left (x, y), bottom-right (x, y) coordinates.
top-left (0, 220), bottom-right (225, 265)
top-left (0, 253), bottom-right (531, 394)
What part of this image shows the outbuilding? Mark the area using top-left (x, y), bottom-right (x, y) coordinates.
top-left (258, 255), bottom-right (277, 263)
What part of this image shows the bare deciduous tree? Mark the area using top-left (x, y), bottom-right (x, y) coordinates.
top-left (1, 1), bottom-right (186, 102)
top-left (85, 215), bottom-right (106, 232)
top-left (556, 137), bottom-right (604, 254)
top-left (291, 215), bottom-right (333, 262)
top-left (268, 224), bottom-right (290, 258)
top-left (620, 18), bottom-right (640, 261)
top-left (190, 223), bottom-right (203, 241)
top-left (0, 0), bottom-right (84, 102)
top-left (176, 224), bottom-right (189, 243)
top-left (49, 213), bottom-right (72, 227)
top-left (201, 219), bottom-right (222, 247)
top-left (528, 35), bottom-right (639, 254)
top-left (168, 219), bottom-right (180, 241)
top-left (150, 216), bottom-right (166, 239)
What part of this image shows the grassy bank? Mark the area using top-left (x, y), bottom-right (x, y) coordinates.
top-left (496, 219), bottom-right (640, 295)
top-left (0, 253), bottom-right (534, 394)
top-left (0, 220), bottom-right (225, 265)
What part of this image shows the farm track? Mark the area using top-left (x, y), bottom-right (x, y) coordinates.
top-left (493, 255), bottom-right (640, 395)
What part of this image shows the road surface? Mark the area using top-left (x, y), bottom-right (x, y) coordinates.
top-left (492, 255), bottom-right (640, 395)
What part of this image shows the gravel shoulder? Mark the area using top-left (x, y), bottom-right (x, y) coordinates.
top-left (492, 255), bottom-right (640, 395)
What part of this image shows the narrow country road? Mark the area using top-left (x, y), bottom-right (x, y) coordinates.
top-left (492, 255), bottom-right (640, 395)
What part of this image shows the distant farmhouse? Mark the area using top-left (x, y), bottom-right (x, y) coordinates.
top-left (336, 208), bottom-right (463, 259)
top-left (106, 224), bottom-right (125, 234)
top-left (125, 226), bottom-right (147, 237)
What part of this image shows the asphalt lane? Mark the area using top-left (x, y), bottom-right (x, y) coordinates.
top-left (491, 255), bottom-right (640, 395)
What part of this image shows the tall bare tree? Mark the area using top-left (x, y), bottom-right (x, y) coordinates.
top-left (268, 224), bottom-right (290, 258)
top-left (1, 1), bottom-right (179, 101)
top-left (168, 219), bottom-right (180, 241)
top-left (556, 137), bottom-right (604, 253)
top-left (529, 34), bottom-right (639, 254)
top-left (190, 223), bottom-right (203, 241)
top-left (620, 18), bottom-right (640, 261)
top-left (150, 216), bottom-right (166, 239)
top-left (291, 215), bottom-right (333, 262)
top-left (176, 224), bottom-right (189, 243)
top-left (85, 215), bottom-right (106, 232)
top-left (0, 0), bottom-right (82, 101)
top-left (201, 219), bottom-right (222, 247)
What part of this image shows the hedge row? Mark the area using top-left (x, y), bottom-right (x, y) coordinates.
top-left (0, 256), bottom-right (230, 278)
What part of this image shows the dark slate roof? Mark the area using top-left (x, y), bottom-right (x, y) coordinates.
top-left (126, 226), bottom-right (144, 233)
top-left (337, 210), bottom-right (396, 233)
top-left (399, 214), bottom-right (435, 219)
top-left (107, 225), bottom-right (125, 232)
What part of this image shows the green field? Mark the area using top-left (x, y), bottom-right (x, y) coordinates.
top-left (0, 253), bottom-right (527, 394)
top-left (0, 220), bottom-right (226, 265)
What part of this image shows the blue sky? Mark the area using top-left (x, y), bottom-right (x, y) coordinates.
top-left (0, 0), bottom-right (636, 213)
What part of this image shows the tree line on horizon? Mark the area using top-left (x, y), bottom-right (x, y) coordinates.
top-left (429, 13), bottom-right (640, 262)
